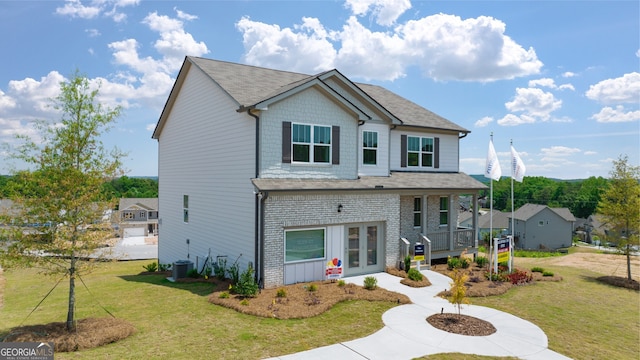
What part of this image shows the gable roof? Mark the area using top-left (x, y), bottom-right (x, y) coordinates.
top-left (118, 198), bottom-right (158, 211)
top-left (153, 56), bottom-right (469, 139)
top-left (512, 203), bottom-right (576, 222)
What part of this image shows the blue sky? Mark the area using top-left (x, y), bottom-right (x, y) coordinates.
top-left (1, 0), bottom-right (638, 179)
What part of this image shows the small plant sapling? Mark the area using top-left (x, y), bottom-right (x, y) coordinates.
top-left (448, 269), bottom-right (470, 315)
top-left (363, 276), bottom-right (378, 290)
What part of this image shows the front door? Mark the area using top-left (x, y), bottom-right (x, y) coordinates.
top-left (345, 223), bottom-right (383, 276)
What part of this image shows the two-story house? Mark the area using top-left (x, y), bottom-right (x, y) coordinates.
top-left (118, 198), bottom-right (159, 237)
top-left (510, 203), bottom-right (576, 250)
top-left (152, 56), bottom-right (486, 288)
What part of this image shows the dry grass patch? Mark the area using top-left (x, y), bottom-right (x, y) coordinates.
top-left (3, 317), bottom-right (135, 352)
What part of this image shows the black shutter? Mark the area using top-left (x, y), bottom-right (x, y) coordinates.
top-left (434, 137), bottom-right (440, 169)
top-left (400, 135), bottom-right (407, 168)
top-left (282, 121), bottom-right (291, 163)
top-left (332, 126), bottom-right (340, 165)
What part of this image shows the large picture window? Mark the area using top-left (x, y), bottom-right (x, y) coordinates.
top-left (285, 228), bottom-right (326, 263)
top-left (292, 123), bottom-right (331, 164)
top-left (362, 131), bottom-right (378, 165)
top-left (407, 136), bottom-right (434, 167)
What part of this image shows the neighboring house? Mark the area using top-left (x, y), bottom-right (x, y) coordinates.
top-left (510, 203), bottom-right (576, 250)
top-left (152, 56), bottom-right (486, 288)
top-left (118, 198), bottom-right (158, 237)
top-left (459, 209), bottom-right (510, 242)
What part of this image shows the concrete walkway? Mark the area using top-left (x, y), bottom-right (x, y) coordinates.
top-left (265, 270), bottom-right (571, 360)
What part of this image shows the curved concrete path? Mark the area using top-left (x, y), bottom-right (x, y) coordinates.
top-left (265, 269), bottom-right (571, 360)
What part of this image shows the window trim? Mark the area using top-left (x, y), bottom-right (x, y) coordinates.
top-left (362, 130), bottom-right (378, 166)
top-left (291, 123), bottom-right (332, 165)
top-left (284, 227), bottom-right (327, 264)
top-left (407, 135), bottom-right (435, 168)
top-left (439, 196), bottom-right (448, 227)
top-left (413, 197), bottom-right (422, 228)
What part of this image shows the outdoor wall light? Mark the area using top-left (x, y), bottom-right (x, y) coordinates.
top-left (337, 204), bottom-right (343, 213)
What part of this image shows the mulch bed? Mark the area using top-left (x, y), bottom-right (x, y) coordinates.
top-left (597, 276), bottom-right (640, 290)
top-left (2, 317), bottom-right (135, 352)
top-left (427, 313), bottom-right (497, 336)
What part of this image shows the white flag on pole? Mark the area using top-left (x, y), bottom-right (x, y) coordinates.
top-left (484, 139), bottom-right (502, 180)
top-left (511, 145), bottom-right (526, 182)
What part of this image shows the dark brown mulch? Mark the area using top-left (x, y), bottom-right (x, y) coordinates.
top-left (427, 313), bottom-right (497, 336)
top-left (597, 276), bottom-right (640, 290)
top-left (386, 267), bottom-right (432, 287)
top-left (2, 317), bottom-right (135, 352)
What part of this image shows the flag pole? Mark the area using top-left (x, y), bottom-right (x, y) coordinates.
top-left (510, 139), bottom-right (515, 272)
top-left (489, 133), bottom-right (494, 279)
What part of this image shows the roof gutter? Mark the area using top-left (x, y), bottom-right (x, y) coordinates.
top-left (244, 108), bottom-right (264, 288)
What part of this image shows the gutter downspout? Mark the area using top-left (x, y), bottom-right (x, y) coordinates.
top-left (247, 109), bottom-right (264, 288)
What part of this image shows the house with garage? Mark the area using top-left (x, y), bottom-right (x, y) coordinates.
top-left (152, 56), bottom-right (486, 288)
top-left (510, 203), bottom-right (576, 250)
top-left (118, 198), bottom-right (158, 237)
top-left (459, 209), bottom-right (510, 242)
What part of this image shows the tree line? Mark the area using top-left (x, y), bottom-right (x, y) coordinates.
top-left (478, 175), bottom-right (609, 219)
top-left (0, 175), bottom-right (158, 200)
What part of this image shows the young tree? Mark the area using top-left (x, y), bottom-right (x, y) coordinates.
top-left (597, 155), bottom-right (640, 280)
top-left (0, 71), bottom-right (125, 331)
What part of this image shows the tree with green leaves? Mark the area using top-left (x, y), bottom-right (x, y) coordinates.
top-left (597, 155), bottom-right (640, 280)
top-left (0, 71), bottom-right (125, 331)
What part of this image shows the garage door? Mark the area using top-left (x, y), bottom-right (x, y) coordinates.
top-left (123, 227), bottom-right (145, 237)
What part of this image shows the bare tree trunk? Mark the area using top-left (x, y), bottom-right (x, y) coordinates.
top-left (66, 256), bottom-right (76, 331)
top-left (627, 244), bottom-right (632, 280)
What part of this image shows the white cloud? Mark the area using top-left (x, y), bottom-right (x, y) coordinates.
top-left (236, 13), bottom-right (543, 82)
top-left (540, 146), bottom-right (581, 158)
top-left (591, 105), bottom-right (640, 123)
top-left (562, 71), bottom-right (576, 78)
top-left (585, 72), bottom-right (640, 104)
top-left (175, 7), bottom-right (198, 21)
top-left (85, 28), bottom-right (101, 37)
top-left (528, 77), bottom-right (574, 91)
top-left (236, 16), bottom-right (338, 74)
top-left (55, 0), bottom-right (101, 19)
top-left (496, 113), bottom-right (536, 126)
top-left (584, 151), bottom-right (597, 155)
top-left (146, 123), bottom-right (156, 131)
top-left (504, 87), bottom-right (562, 121)
top-left (344, 0), bottom-right (412, 26)
top-left (474, 116), bottom-right (493, 127)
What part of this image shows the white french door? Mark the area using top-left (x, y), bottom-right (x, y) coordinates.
top-left (344, 223), bottom-right (383, 276)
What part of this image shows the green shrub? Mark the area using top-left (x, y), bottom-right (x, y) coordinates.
top-left (337, 279), bottom-right (346, 287)
top-left (142, 262), bottom-right (158, 272)
top-left (228, 261), bottom-right (240, 285)
top-left (187, 268), bottom-right (200, 278)
top-left (447, 257), bottom-right (461, 270)
top-left (543, 271), bottom-right (554, 277)
top-left (213, 257), bottom-right (227, 279)
top-left (234, 263), bottom-right (259, 297)
top-left (276, 288), bottom-right (287, 298)
top-left (475, 256), bottom-right (488, 268)
top-left (306, 283), bottom-right (318, 292)
top-left (240, 299), bottom-right (249, 306)
top-left (158, 263), bottom-right (171, 271)
top-left (507, 269), bottom-right (533, 285)
top-left (218, 291), bottom-right (229, 299)
top-left (404, 255), bottom-right (411, 271)
top-left (407, 268), bottom-right (423, 282)
top-left (531, 266), bottom-right (545, 273)
top-left (363, 276), bottom-right (378, 290)
top-left (460, 257), bottom-right (470, 269)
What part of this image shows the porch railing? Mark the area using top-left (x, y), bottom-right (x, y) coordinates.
top-left (426, 229), bottom-right (475, 252)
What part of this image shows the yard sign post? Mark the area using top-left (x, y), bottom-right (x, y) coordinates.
top-left (414, 242), bottom-right (425, 271)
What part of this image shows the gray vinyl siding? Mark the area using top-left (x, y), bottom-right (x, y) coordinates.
top-left (157, 65), bottom-right (256, 272)
top-left (514, 208), bottom-right (572, 250)
top-left (258, 87), bottom-right (358, 179)
top-left (389, 130), bottom-right (460, 172)
top-left (358, 122), bottom-right (390, 177)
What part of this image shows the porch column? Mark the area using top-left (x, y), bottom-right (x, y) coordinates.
top-left (473, 194), bottom-right (479, 248)
top-left (449, 194), bottom-right (454, 251)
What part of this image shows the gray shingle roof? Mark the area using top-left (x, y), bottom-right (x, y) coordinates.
top-left (252, 172), bottom-right (486, 192)
top-left (118, 198), bottom-right (158, 211)
top-left (512, 203), bottom-right (575, 222)
top-left (188, 56), bottom-right (469, 133)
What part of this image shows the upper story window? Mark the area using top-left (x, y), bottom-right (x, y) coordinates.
top-left (282, 122), bottom-right (340, 165)
top-left (123, 212), bottom-right (134, 220)
top-left (292, 123), bottom-right (331, 164)
top-left (362, 131), bottom-right (378, 165)
top-left (439, 196), bottom-right (448, 226)
top-left (407, 136), bottom-right (434, 167)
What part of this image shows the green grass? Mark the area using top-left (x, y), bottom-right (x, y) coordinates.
top-left (471, 262), bottom-right (640, 360)
top-left (0, 261), bottom-right (395, 359)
